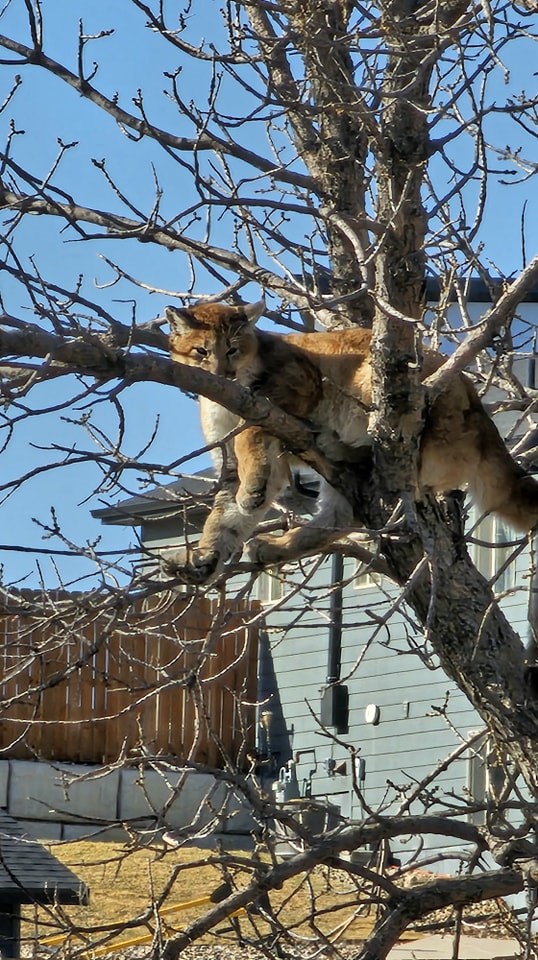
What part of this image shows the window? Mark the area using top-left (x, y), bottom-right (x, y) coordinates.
top-left (353, 543), bottom-right (382, 590)
top-left (257, 568), bottom-right (287, 603)
top-left (470, 515), bottom-right (517, 595)
top-left (467, 732), bottom-right (510, 825)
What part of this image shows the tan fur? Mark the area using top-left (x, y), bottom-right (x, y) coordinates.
top-left (165, 300), bottom-right (538, 583)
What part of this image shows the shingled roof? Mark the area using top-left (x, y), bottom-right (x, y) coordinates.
top-left (0, 810), bottom-right (88, 905)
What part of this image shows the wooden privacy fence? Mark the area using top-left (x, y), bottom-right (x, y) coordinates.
top-left (0, 595), bottom-right (259, 767)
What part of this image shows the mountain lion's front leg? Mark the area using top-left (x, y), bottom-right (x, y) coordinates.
top-left (235, 426), bottom-right (289, 513)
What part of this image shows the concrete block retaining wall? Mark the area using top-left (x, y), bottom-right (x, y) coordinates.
top-left (0, 760), bottom-right (254, 841)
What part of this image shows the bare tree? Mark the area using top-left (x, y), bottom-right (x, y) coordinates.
top-left (1, 1), bottom-right (538, 957)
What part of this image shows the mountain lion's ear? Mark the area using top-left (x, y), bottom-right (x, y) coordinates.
top-left (235, 299), bottom-right (266, 326)
top-left (165, 306), bottom-right (198, 334)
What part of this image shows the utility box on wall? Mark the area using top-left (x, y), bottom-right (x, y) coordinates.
top-left (320, 684), bottom-right (349, 734)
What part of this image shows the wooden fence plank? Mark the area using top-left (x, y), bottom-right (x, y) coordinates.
top-left (0, 598), bottom-right (259, 767)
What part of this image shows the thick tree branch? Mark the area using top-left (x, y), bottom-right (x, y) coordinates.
top-left (160, 814), bottom-right (521, 960)
top-left (0, 320), bottom-right (356, 492)
top-left (357, 868), bottom-right (524, 960)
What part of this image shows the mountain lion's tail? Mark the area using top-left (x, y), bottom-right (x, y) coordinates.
top-left (422, 377), bottom-right (538, 533)
top-left (468, 409), bottom-right (538, 533)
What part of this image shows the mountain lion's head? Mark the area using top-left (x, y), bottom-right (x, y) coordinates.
top-left (167, 300), bottom-right (265, 382)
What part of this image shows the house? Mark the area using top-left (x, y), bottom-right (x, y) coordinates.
top-left (93, 282), bottom-right (538, 865)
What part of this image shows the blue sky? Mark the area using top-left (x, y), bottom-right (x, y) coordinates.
top-left (0, 2), bottom-right (537, 589)
top-left (0, 2), bottom-right (212, 587)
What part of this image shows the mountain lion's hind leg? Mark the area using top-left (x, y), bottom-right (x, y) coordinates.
top-left (160, 479), bottom-right (239, 584)
top-left (248, 481), bottom-right (354, 565)
top-left (162, 432), bottom-right (289, 584)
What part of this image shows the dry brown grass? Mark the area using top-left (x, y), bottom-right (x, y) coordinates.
top-left (23, 840), bottom-right (508, 954)
top-left (21, 839), bottom-right (393, 953)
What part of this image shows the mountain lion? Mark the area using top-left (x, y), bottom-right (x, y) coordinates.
top-left (165, 299), bottom-right (538, 584)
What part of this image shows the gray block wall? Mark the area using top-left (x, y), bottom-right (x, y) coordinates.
top-left (0, 760), bottom-right (254, 841)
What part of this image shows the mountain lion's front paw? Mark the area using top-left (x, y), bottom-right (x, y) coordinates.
top-left (160, 548), bottom-right (219, 585)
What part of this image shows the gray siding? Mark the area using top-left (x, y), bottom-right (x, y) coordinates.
top-left (261, 548), bottom-right (531, 863)
top-left (134, 489), bottom-right (532, 867)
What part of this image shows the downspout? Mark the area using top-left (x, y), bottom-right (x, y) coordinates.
top-left (320, 552), bottom-right (349, 734)
top-left (526, 335), bottom-right (538, 687)
top-left (327, 552), bottom-right (344, 684)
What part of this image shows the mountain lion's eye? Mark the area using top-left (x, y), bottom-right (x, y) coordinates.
top-left (194, 346), bottom-right (208, 358)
